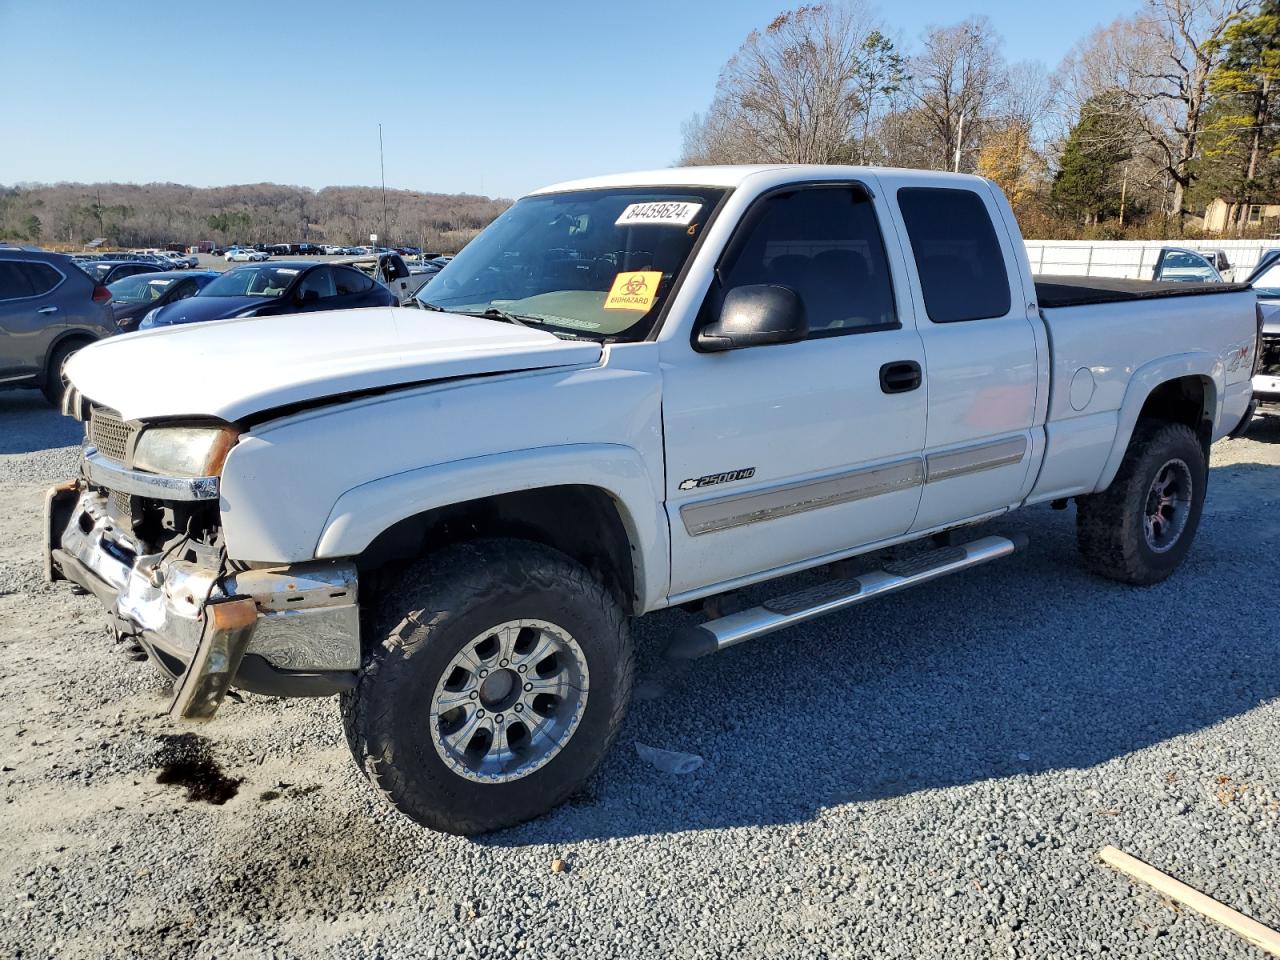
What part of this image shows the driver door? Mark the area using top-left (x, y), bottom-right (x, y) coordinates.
top-left (659, 181), bottom-right (927, 597)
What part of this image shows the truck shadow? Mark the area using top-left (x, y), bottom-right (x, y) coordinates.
top-left (1243, 409), bottom-right (1280, 443)
top-left (484, 459), bottom-right (1280, 845)
top-left (0, 390), bottom-right (82, 455)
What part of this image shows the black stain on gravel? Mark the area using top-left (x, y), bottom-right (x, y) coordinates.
top-left (154, 733), bottom-right (242, 805)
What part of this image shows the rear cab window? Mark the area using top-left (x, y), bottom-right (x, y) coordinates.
top-left (896, 187), bottom-right (1011, 323)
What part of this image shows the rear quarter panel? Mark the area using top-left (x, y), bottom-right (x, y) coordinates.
top-left (1029, 289), bottom-right (1257, 501)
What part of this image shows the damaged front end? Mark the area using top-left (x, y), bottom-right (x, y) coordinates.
top-left (45, 392), bottom-right (360, 720)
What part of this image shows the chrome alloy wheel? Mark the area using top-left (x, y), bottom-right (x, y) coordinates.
top-left (1143, 458), bottom-right (1193, 553)
top-left (428, 619), bottom-right (589, 784)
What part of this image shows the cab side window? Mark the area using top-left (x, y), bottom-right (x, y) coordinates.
top-left (714, 186), bottom-right (898, 337)
top-left (897, 187), bottom-right (1011, 323)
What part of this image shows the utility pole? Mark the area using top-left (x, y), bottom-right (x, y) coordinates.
top-left (379, 123), bottom-right (389, 247)
top-left (1118, 166), bottom-right (1129, 228)
top-left (953, 111), bottom-right (965, 173)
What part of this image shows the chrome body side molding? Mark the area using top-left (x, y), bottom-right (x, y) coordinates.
top-left (680, 457), bottom-right (924, 536)
top-left (925, 435), bottom-right (1028, 483)
top-left (679, 434), bottom-right (1028, 537)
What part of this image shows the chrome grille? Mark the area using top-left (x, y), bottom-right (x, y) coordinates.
top-left (109, 489), bottom-right (133, 518)
top-left (89, 407), bottom-right (136, 464)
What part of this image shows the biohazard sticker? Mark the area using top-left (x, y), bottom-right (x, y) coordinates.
top-left (615, 202), bottom-right (702, 227)
top-left (603, 271), bottom-right (663, 311)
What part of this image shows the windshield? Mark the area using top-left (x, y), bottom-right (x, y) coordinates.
top-left (416, 186), bottom-right (726, 339)
top-left (108, 274), bottom-right (177, 303)
top-left (200, 264), bottom-right (300, 297)
top-left (1252, 260), bottom-right (1280, 298)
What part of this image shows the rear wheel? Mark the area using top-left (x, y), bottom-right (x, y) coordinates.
top-left (1076, 420), bottom-right (1207, 584)
top-left (41, 339), bottom-right (87, 406)
top-left (341, 539), bottom-right (632, 834)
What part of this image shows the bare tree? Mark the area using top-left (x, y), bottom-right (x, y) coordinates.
top-left (1059, 0), bottom-right (1251, 228)
top-left (908, 17), bottom-right (1008, 172)
top-left (679, 2), bottom-right (901, 165)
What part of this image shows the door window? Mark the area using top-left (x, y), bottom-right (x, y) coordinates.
top-left (0, 263), bottom-right (36, 300)
top-left (712, 186), bottom-right (898, 336)
top-left (18, 262), bottom-right (62, 296)
top-left (333, 266), bottom-right (375, 295)
top-left (897, 187), bottom-right (1011, 323)
top-left (296, 266), bottom-right (337, 302)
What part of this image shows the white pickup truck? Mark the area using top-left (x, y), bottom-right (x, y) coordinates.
top-left (44, 166), bottom-right (1260, 833)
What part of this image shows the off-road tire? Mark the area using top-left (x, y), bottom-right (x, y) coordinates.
top-left (1076, 420), bottom-right (1207, 585)
top-left (341, 539), bottom-right (632, 834)
top-left (41, 339), bottom-right (86, 406)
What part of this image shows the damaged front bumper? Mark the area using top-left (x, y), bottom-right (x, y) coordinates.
top-left (45, 482), bottom-right (360, 720)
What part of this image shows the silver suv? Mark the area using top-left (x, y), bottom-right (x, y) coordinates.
top-left (0, 250), bottom-right (117, 404)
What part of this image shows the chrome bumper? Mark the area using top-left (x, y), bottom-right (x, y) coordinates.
top-left (46, 483), bottom-right (360, 719)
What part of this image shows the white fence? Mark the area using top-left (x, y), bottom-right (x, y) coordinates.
top-left (1024, 239), bottom-right (1274, 282)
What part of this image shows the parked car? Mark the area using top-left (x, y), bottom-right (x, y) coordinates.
top-left (106, 270), bottom-right (219, 332)
top-left (44, 167), bottom-right (1259, 834)
top-left (84, 260), bottom-right (165, 285)
top-left (0, 249), bottom-right (115, 403)
top-left (1247, 249), bottom-right (1280, 407)
top-left (409, 255), bottom-right (452, 278)
top-left (226, 247), bottom-right (269, 262)
top-left (1151, 247), bottom-right (1224, 283)
top-left (137, 260), bottom-right (396, 329)
top-left (321, 244), bottom-right (346, 255)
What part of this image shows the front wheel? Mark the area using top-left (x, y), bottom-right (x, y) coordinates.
top-left (1076, 420), bottom-right (1207, 585)
top-left (341, 540), bottom-right (632, 834)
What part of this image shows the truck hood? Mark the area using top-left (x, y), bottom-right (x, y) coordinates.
top-left (65, 306), bottom-right (602, 422)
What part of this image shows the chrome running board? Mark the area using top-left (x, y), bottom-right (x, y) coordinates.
top-left (665, 534), bottom-right (1026, 659)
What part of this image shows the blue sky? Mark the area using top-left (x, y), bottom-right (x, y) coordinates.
top-left (0, 0), bottom-right (1131, 198)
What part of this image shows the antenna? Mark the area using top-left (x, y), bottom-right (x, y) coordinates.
top-left (379, 123), bottom-right (389, 247)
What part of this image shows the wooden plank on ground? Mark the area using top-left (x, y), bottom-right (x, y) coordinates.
top-left (1099, 845), bottom-right (1280, 957)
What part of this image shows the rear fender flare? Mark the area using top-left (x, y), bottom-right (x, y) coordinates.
top-left (1094, 352), bottom-right (1221, 492)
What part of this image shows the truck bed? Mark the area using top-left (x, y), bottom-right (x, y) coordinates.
top-left (1034, 275), bottom-right (1253, 309)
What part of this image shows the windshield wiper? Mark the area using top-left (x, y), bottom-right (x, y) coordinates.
top-left (415, 300), bottom-right (447, 312)
top-left (455, 308), bottom-right (543, 328)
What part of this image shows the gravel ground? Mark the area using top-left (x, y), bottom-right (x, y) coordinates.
top-left (1, 390), bottom-right (1278, 960)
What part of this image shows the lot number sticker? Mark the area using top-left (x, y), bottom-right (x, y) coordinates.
top-left (603, 271), bottom-right (663, 311)
top-left (615, 202), bottom-right (702, 227)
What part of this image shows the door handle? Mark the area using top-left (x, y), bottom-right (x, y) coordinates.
top-left (37, 306), bottom-right (59, 315)
top-left (879, 360), bottom-right (922, 394)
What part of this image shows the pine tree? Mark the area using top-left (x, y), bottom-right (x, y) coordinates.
top-left (1197, 0), bottom-right (1280, 231)
top-left (1051, 94), bottom-right (1132, 226)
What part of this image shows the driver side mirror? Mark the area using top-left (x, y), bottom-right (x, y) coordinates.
top-left (697, 284), bottom-right (807, 352)
top-left (296, 288), bottom-right (321, 305)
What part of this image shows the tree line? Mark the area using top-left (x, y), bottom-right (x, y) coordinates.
top-left (0, 181), bottom-right (511, 253)
top-left (681, 0), bottom-right (1280, 237)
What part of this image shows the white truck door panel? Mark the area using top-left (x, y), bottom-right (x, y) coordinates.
top-left (660, 181), bottom-right (927, 596)
top-left (880, 176), bottom-right (1040, 531)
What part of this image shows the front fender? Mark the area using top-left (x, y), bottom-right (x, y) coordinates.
top-left (314, 443), bottom-right (670, 613)
top-left (1094, 352), bottom-right (1221, 493)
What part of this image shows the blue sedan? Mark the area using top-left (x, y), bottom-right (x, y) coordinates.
top-left (139, 260), bottom-right (396, 329)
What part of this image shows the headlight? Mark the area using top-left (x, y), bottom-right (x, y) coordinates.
top-left (131, 425), bottom-right (240, 477)
top-left (138, 308), bottom-right (160, 329)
